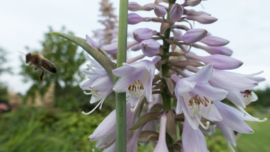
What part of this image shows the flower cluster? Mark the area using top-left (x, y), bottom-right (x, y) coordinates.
top-left (80, 0), bottom-right (267, 151)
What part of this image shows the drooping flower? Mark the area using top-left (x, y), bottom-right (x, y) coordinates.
top-left (171, 64), bottom-right (227, 130)
top-left (80, 55), bottom-right (113, 114)
top-left (153, 112), bottom-right (169, 152)
top-left (113, 57), bottom-right (160, 110)
top-left (214, 102), bottom-right (256, 151)
top-left (182, 118), bottom-right (209, 152)
top-left (210, 70), bottom-right (264, 108)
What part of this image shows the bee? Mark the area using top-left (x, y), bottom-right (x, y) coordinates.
top-left (24, 53), bottom-right (57, 83)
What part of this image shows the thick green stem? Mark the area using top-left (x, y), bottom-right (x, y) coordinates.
top-left (161, 0), bottom-right (176, 151)
top-left (115, 0), bottom-right (128, 151)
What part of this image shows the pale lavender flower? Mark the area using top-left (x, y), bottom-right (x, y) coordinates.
top-left (153, 112), bottom-right (169, 152)
top-left (102, 41), bottom-right (138, 54)
top-left (128, 2), bottom-right (143, 11)
top-left (86, 35), bottom-right (98, 50)
top-left (113, 57), bottom-right (160, 104)
top-left (186, 14), bottom-right (218, 24)
top-left (81, 0), bottom-right (267, 151)
top-left (172, 29), bottom-right (182, 41)
top-left (169, 3), bottom-right (183, 25)
top-left (133, 28), bottom-right (155, 42)
top-left (193, 44), bottom-right (233, 56)
top-left (127, 127), bottom-right (143, 152)
top-left (182, 28), bottom-right (207, 44)
top-left (80, 55), bottom-right (113, 115)
top-left (130, 43), bottom-right (141, 51)
top-left (200, 36), bottom-right (230, 46)
top-left (128, 2), bottom-right (157, 11)
top-left (90, 102), bottom-right (139, 150)
top-left (183, 0), bottom-right (202, 7)
top-left (154, 6), bottom-right (167, 18)
top-left (140, 39), bottom-right (160, 57)
top-left (210, 70), bottom-right (265, 109)
top-left (128, 13), bottom-right (149, 24)
top-left (182, 119), bottom-right (209, 152)
top-left (214, 102), bottom-right (256, 150)
top-left (171, 64), bottom-right (227, 130)
top-left (185, 52), bottom-right (243, 70)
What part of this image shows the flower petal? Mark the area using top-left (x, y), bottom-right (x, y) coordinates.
top-left (182, 119), bottom-right (209, 152)
top-left (215, 102), bottom-right (254, 134)
top-left (185, 64), bottom-right (213, 83)
top-left (215, 122), bottom-right (236, 146)
top-left (175, 79), bottom-right (196, 96)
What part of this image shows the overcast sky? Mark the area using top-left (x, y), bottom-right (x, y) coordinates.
top-left (0, 0), bottom-right (269, 94)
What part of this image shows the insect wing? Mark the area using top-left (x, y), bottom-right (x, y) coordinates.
top-left (42, 58), bottom-right (57, 73)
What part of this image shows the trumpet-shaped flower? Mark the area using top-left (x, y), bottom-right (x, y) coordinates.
top-left (80, 55), bottom-right (113, 114)
top-left (113, 57), bottom-right (160, 107)
top-left (171, 64), bottom-right (227, 130)
top-left (210, 70), bottom-right (265, 108)
top-left (153, 112), bottom-right (169, 152)
top-left (182, 119), bottom-right (209, 152)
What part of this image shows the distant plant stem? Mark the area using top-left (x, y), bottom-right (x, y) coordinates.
top-left (115, 0), bottom-right (128, 151)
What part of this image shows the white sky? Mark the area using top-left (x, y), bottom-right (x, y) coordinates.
top-left (0, 0), bottom-right (269, 94)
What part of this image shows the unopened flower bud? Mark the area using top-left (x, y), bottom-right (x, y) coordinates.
top-left (186, 53), bottom-right (243, 70)
top-left (183, 0), bottom-right (201, 7)
top-left (86, 35), bottom-right (98, 50)
top-left (140, 39), bottom-right (160, 57)
top-left (184, 9), bottom-right (210, 16)
top-left (131, 44), bottom-right (141, 51)
top-left (128, 13), bottom-right (144, 24)
top-left (172, 29), bottom-right (182, 41)
top-left (102, 41), bottom-right (138, 54)
top-left (143, 3), bottom-right (156, 10)
top-left (200, 36), bottom-right (229, 46)
top-left (186, 14), bottom-right (218, 24)
top-left (128, 2), bottom-right (143, 11)
top-left (182, 28), bottom-right (207, 44)
top-left (154, 6), bottom-right (167, 18)
top-left (193, 44), bottom-right (233, 56)
top-left (169, 3), bottom-right (183, 25)
top-left (153, 112), bottom-right (169, 152)
top-left (133, 28), bottom-right (154, 42)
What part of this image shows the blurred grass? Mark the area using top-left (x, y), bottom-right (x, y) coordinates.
top-left (0, 106), bottom-right (104, 152)
top-left (237, 114), bottom-right (270, 152)
top-left (0, 106), bottom-right (269, 152)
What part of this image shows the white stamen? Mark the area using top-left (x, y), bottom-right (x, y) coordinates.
top-left (82, 97), bottom-right (107, 115)
top-left (82, 101), bottom-right (102, 115)
top-left (195, 115), bottom-right (210, 130)
top-left (131, 96), bottom-right (143, 112)
top-left (189, 100), bottom-right (200, 117)
top-left (236, 105), bottom-right (267, 122)
top-left (84, 91), bottom-right (92, 95)
top-left (199, 102), bottom-right (212, 116)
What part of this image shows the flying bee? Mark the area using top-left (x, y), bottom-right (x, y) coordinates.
top-left (23, 52), bottom-right (57, 83)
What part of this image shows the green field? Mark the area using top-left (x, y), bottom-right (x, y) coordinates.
top-left (0, 106), bottom-right (269, 152)
top-left (237, 114), bottom-right (270, 152)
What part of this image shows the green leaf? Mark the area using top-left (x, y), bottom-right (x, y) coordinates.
top-left (50, 32), bottom-right (116, 81)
